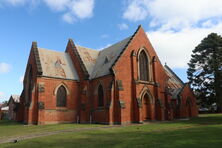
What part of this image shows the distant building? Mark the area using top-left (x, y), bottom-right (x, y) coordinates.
top-left (1, 106), bottom-right (9, 120)
top-left (0, 104), bottom-right (2, 120)
top-left (17, 25), bottom-right (198, 125)
top-left (8, 95), bottom-right (20, 121)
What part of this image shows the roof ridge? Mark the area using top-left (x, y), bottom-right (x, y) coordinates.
top-left (32, 42), bottom-right (43, 75)
top-left (100, 36), bottom-right (132, 51)
top-left (68, 39), bottom-right (90, 79)
top-left (111, 25), bottom-right (142, 68)
top-left (75, 45), bottom-right (99, 52)
top-left (38, 47), bottom-right (65, 53)
top-left (164, 64), bottom-right (184, 85)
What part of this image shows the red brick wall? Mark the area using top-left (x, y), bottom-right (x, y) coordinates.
top-left (8, 99), bottom-right (15, 120)
top-left (179, 84), bottom-right (198, 118)
top-left (113, 27), bottom-right (168, 123)
top-left (16, 96), bottom-right (24, 122)
top-left (37, 77), bottom-right (80, 124)
top-left (88, 75), bottom-right (113, 124)
top-left (22, 45), bottom-right (39, 124)
top-left (18, 27), bottom-right (198, 125)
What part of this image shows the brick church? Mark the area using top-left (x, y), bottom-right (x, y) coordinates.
top-left (16, 25), bottom-right (198, 124)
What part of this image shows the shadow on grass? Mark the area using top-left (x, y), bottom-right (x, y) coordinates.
top-left (0, 120), bottom-right (23, 126)
top-left (177, 114), bottom-right (222, 125)
top-left (2, 123), bottom-right (222, 148)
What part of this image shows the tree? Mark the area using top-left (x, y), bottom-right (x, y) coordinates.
top-left (187, 33), bottom-right (222, 112)
top-left (1, 101), bottom-right (8, 107)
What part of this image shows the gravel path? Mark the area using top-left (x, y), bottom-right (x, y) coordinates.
top-left (0, 125), bottom-right (122, 144)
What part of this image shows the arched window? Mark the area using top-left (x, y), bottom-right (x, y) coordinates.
top-left (143, 93), bottom-right (149, 104)
top-left (98, 85), bottom-right (104, 107)
top-left (56, 85), bottom-right (67, 107)
top-left (139, 50), bottom-right (149, 81)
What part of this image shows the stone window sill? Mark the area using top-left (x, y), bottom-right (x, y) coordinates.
top-left (135, 80), bottom-right (155, 85)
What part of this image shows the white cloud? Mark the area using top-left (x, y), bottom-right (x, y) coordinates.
top-left (43, 0), bottom-right (70, 11)
top-left (71, 0), bottom-right (94, 19)
top-left (123, 0), bottom-right (149, 21)
top-left (62, 12), bottom-right (75, 24)
top-left (4, 0), bottom-right (27, 6)
top-left (44, 0), bottom-right (94, 23)
top-left (2, 0), bottom-right (39, 7)
top-left (1, 0), bottom-right (95, 23)
top-left (19, 76), bottom-right (24, 83)
top-left (101, 34), bottom-right (109, 38)
top-left (0, 92), bottom-right (4, 99)
top-left (123, 0), bottom-right (222, 30)
top-left (118, 23), bottom-right (129, 30)
top-left (0, 63), bottom-right (11, 73)
top-left (123, 0), bottom-right (222, 68)
top-left (148, 23), bottom-right (222, 68)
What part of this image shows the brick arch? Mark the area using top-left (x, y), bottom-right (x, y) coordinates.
top-left (97, 84), bottom-right (104, 107)
top-left (53, 83), bottom-right (70, 96)
top-left (186, 97), bottom-right (193, 106)
top-left (93, 81), bottom-right (106, 107)
top-left (139, 88), bottom-right (154, 121)
top-left (94, 81), bottom-right (105, 95)
top-left (139, 87), bottom-right (154, 104)
top-left (137, 47), bottom-right (151, 60)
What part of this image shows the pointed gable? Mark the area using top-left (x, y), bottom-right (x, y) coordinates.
top-left (75, 45), bottom-right (99, 76)
top-left (70, 36), bottom-right (133, 79)
top-left (9, 95), bottom-right (20, 104)
top-left (90, 36), bottom-right (132, 79)
top-left (27, 25), bottom-right (150, 81)
top-left (71, 25), bottom-right (140, 79)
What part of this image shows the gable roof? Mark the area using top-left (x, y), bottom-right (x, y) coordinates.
top-left (38, 48), bottom-right (79, 80)
top-left (31, 25), bottom-right (142, 80)
top-left (68, 25), bottom-right (142, 79)
top-left (89, 36), bottom-right (132, 79)
top-left (164, 64), bottom-right (184, 89)
top-left (75, 45), bottom-right (99, 76)
top-left (164, 65), bottom-right (185, 99)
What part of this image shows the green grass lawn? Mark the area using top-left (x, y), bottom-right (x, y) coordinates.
top-left (0, 120), bottom-right (101, 138)
top-left (1, 114), bottom-right (222, 148)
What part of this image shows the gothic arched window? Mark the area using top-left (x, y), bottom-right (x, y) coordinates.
top-left (56, 85), bottom-right (67, 107)
top-left (139, 50), bottom-right (149, 81)
top-left (98, 85), bottom-right (104, 107)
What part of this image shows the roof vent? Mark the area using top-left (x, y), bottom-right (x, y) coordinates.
top-left (55, 59), bottom-right (62, 68)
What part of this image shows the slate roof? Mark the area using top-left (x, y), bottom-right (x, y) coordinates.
top-left (89, 36), bottom-right (132, 79)
top-left (35, 26), bottom-right (136, 80)
top-left (72, 36), bottom-right (132, 79)
top-left (38, 48), bottom-right (79, 80)
top-left (164, 65), bottom-right (184, 99)
top-left (35, 35), bottom-right (131, 80)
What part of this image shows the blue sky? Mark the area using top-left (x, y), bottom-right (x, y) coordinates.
top-left (1, 0), bottom-right (222, 102)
